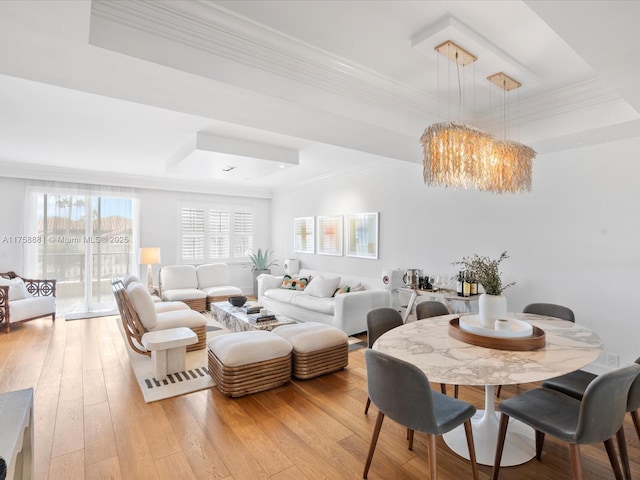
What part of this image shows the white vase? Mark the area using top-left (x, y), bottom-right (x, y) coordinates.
top-left (479, 293), bottom-right (507, 329)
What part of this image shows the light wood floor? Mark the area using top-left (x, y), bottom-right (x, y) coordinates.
top-left (1, 315), bottom-right (638, 480)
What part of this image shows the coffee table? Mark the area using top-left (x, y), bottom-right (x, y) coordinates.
top-left (212, 301), bottom-right (297, 332)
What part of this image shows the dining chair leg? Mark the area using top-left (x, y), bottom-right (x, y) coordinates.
top-left (454, 384), bottom-right (459, 399)
top-left (363, 411), bottom-right (385, 479)
top-left (616, 426), bottom-right (631, 480)
top-left (364, 397), bottom-right (371, 414)
top-left (568, 443), bottom-right (583, 480)
top-left (463, 419), bottom-right (479, 480)
top-left (496, 385), bottom-right (502, 398)
top-left (408, 428), bottom-right (415, 450)
top-left (604, 436), bottom-right (624, 480)
top-left (491, 413), bottom-right (510, 480)
top-left (631, 410), bottom-right (640, 441)
top-left (440, 383), bottom-right (447, 395)
top-left (535, 430), bottom-right (545, 460)
top-left (427, 434), bottom-right (437, 480)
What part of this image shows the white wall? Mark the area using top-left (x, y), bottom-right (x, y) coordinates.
top-left (0, 179), bottom-right (270, 294)
top-left (271, 137), bottom-right (640, 371)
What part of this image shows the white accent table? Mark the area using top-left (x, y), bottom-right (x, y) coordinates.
top-left (142, 327), bottom-right (198, 380)
top-left (0, 388), bottom-right (34, 480)
top-left (373, 313), bottom-right (602, 466)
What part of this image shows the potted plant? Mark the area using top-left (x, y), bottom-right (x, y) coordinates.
top-left (453, 251), bottom-right (515, 328)
top-left (248, 248), bottom-right (278, 297)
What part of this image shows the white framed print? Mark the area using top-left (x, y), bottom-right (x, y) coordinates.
top-left (346, 212), bottom-right (379, 259)
top-left (316, 215), bottom-right (343, 256)
top-left (293, 216), bottom-right (315, 254)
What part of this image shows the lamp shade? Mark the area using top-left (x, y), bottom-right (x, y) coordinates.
top-left (139, 247), bottom-right (161, 265)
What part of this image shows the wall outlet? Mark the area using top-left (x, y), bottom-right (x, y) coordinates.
top-left (606, 353), bottom-right (620, 368)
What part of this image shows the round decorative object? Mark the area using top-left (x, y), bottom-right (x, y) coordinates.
top-left (449, 318), bottom-right (545, 351)
top-left (479, 293), bottom-right (507, 329)
top-left (228, 295), bottom-right (247, 307)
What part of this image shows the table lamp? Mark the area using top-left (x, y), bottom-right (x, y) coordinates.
top-left (139, 247), bottom-right (161, 294)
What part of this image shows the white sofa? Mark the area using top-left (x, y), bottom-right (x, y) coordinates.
top-left (0, 272), bottom-right (56, 334)
top-left (257, 268), bottom-right (390, 336)
top-left (159, 264), bottom-right (242, 311)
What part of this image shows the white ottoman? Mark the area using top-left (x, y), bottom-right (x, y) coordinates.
top-left (207, 331), bottom-right (292, 397)
top-left (272, 322), bottom-right (349, 379)
top-left (141, 327), bottom-right (198, 380)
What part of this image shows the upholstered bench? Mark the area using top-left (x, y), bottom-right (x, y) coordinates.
top-left (141, 327), bottom-right (197, 380)
top-left (272, 322), bottom-right (348, 379)
top-left (207, 331), bottom-right (292, 397)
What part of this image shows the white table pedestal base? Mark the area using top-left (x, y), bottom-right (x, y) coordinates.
top-left (443, 385), bottom-right (535, 466)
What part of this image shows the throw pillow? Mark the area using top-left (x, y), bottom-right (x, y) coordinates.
top-left (333, 286), bottom-right (351, 296)
top-left (304, 276), bottom-right (341, 298)
top-left (280, 275), bottom-right (309, 291)
top-left (350, 282), bottom-right (365, 292)
top-left (0, 277), bottom-right (28, 301)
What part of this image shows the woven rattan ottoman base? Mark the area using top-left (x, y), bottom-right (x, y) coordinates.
top-left (272, 322), bottom-right (349, 380)
top-left (293, 343), bottom-right (348, 379)
top-left (207, 330), bottom-right (293, 397)
top-left (208, 350), bottom-right (291, 397)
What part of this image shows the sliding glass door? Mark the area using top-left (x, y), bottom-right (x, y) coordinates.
top-left (28, 187), bottom-right (138, 316)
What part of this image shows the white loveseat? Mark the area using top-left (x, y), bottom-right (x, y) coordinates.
top-left (159, 264), bottom-right (242, 311)
top-left (0, 272), bottom-right (56, 334)
top-left (257, 268), bottom-right (390, 336)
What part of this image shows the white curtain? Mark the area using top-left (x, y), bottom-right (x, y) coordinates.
top-left (24, 180), bottom-right (140, 316)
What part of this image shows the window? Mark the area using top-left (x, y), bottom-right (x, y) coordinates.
top-left (179, 205), bottom-right (253, 263)
top-left (26, 184), bottom-right (139, 316)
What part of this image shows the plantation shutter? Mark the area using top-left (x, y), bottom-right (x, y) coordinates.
top-left (209, 210), bottom-right (230, 258)
top-left (181, 208), bottom-right (204, 261)
top-left (233, 211), bottom-right (253, 258)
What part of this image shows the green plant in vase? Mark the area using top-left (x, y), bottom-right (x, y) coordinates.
top-left (248, 248), bottom-right (278, 297)
top-left (453, 251), bottom-right (515, 328)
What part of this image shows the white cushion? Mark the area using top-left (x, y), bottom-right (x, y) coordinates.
top-left (196, 263), bottom-right (230, 289)
top-left (200, 285), bottom-right (243, 297)
top-left (162, 288), bottom-right (206, 302)
top-left (154, 301), bottom-right (190, 313)
top-left (7, 296), bottom-right (55, 322)
top-left (123, 274), bottom-right (141, 288)
top-left (0, 277), bottom-right (28, 301)
top-left (292, 294), bottom-right (335, 315)
top-left (160, 265), bottom-right (198, 291)
top-left (207, 331), bottom-right (292, 367)
top-left (272, 322), bottom-right (347, 353)
top-left (304, 276), bottom-right (341, 298)
top-left (264, 288), bottom-right (305, 304)
top-left (127, 282), bottom-right (158, 329)
top-left (151, 309), bottom-right (207, 330)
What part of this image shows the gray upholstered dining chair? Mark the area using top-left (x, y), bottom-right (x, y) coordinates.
top-left (415, 301), bottom-right (458, 398)
top-left (542, 356), bottom-right (640, 480)
top-left (364, 349), bottom-right (479, 480)
top-left (496, 302), bottom-right (575, 397)
top-left (492, 363), bottom-right (640, 480)
top-left (364, 307), bottom-right (403, 414)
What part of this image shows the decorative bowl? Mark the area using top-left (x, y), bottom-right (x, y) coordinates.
top-left (228, 295), bottom-right (247, 307)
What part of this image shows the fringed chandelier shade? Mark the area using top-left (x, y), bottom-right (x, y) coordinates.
top-left (422, 41), bottom-right (535, 194)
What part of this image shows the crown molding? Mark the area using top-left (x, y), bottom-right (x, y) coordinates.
top-left (0, 161), bottom-right (274, 199)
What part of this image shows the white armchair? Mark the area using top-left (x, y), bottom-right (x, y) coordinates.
top-left (196, 263), bottom-right (242, 309)
top-left (159, 265), bottom-right (207, 311)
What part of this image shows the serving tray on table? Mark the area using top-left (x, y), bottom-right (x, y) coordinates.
top-left (448, 317), bottom-right (546, 351)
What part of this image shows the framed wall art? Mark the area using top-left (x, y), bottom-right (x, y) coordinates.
top-left (293, 216), bottom-right (315, 254)
top-left (316, 215), bottom-right (343, 256)
top-left (346, 212), bottom-right (378, 259)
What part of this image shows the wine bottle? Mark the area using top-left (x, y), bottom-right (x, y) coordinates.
top-left (463, 271), bottom-right (471, 297)
top-left (470, 272), bottom-right (478, 296)
top-left (456, 271), bottom-right (463, 297)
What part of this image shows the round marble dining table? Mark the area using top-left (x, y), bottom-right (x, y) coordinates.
top-left (373, 312), bottom-right (603, 466)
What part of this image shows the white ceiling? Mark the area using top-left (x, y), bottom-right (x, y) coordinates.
top-left (1, 0), bottom-right (639, 197)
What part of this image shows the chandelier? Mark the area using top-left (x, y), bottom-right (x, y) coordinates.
top-left (421, 41), bottom-right (535, 194)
